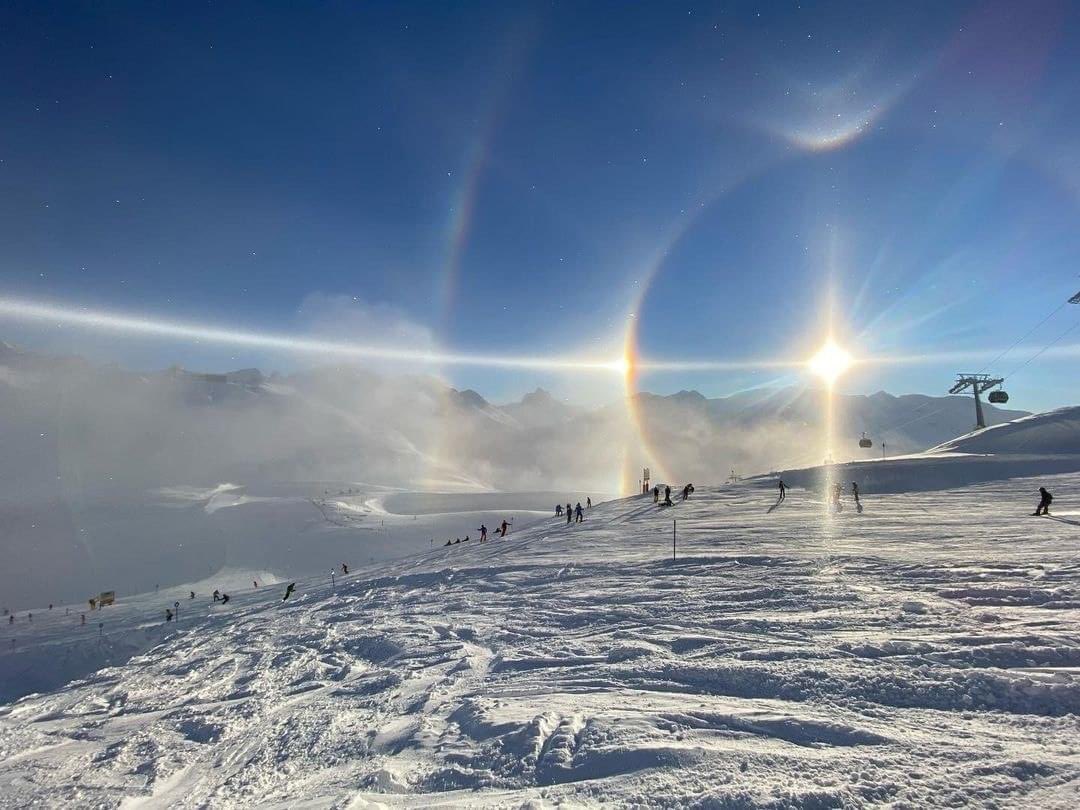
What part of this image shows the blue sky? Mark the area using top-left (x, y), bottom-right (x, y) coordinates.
top-left (2, 1), bottom-right (1080, 409)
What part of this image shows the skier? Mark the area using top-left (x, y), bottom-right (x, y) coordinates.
top-left (341, 563), bottom-right (349, 575)
top-left (663, 486), bottom-right (673, 506)
top-left (574, 502), bottom-right (584, 523)
top-left (1033, 486), bottom-right (1053, 516)
top-left (852, 482), bottom-right (861, 512)
top-left (221, 593), bottom-right (230, 604)
top-left (479, 524), bottom-right (487, 542)
top-left (567, 504), bottom-right (573, 524)
top-left (282, 583), bottom-right (296, 602)
top-left (587, 497), bottom-right (592, 509)
top-left (653, 485), bottom-right (659, 503)
top-left (778, 479), bottom-right (786, 502)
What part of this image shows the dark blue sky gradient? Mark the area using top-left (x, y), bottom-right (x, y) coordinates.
top-left (3, 1), bottom-right (1080, 407)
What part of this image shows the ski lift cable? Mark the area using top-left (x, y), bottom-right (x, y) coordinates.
top-left (976, 300), bottom-right (1068, 376)
top-left (1000, 317), bottom-right (1080, 382)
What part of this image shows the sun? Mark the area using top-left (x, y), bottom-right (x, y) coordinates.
top-left (808, 339), bottom-right (853, 384)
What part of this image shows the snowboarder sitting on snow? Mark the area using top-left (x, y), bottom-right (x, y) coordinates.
top-left (445, 539), bottom-right (453, 547)
top-left (282, 583), bottom-right (296, 602)
top-left (1034, 487), bottom-right (1053, 516)
top-left (574, 502), bottom-right (584, 523)
top-left (221, 593), bottom-right (230, 604)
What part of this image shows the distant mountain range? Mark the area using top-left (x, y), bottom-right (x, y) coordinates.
top-left (0, 340), bottom-right (1027, 499)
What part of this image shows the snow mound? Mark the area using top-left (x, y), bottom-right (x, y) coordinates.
top-left (929, 405), bottom-right (1080, 456)
top-left (780, 406), bottom-right (1080, 494)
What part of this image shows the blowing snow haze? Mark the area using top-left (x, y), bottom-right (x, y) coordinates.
top-left (0, 342), bottom-right (1026, 608)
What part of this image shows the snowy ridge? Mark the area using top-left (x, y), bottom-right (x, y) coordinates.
top-left (2, 470), bottom-right (1079, 807)
top-left (780, 406), bottom-right (1080, 494)
top-left (929, 405), bottom-right (1080, 456)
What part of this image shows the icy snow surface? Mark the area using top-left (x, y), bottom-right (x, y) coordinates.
top-left (2, 473), bottom-right (1080, 807)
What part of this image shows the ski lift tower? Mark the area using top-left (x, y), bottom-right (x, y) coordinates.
top-left (949, 373), bottom-right (1004, 429)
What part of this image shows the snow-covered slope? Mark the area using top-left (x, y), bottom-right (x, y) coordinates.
top-left (930, 406), bottom-right (1080, 456)
top-left (2, 471), bottom-right (1078, 807)
top-left (780, 406), bottom-right (1080, 495)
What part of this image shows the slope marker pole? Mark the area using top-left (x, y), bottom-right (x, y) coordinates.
top-left (673, 519), bottom-right (676, 561)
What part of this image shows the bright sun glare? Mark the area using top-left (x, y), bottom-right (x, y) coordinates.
top-left (808, 339), bottom-right (853, 384)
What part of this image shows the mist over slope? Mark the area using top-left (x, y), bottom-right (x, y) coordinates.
top-left (0, 342), bottom-right (1026, 607)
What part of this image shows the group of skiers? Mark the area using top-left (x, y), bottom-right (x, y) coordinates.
top-left (775, 479), bottom-right (1055, 518)
top-left (556, 499), bottom-right (590, 523)
top-left (649, 483), bottom-right (694, 506)
top-left (444, 519), bottom-right (511, 547)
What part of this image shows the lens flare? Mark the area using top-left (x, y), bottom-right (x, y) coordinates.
top-left (808, 340), bottom-right (854, 384)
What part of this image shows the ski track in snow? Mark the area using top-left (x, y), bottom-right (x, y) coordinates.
top-left (2, 474), bottom-right (1080, 807)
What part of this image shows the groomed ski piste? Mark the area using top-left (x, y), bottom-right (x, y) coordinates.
top-left (2, 417), bottom-right (1080, 806)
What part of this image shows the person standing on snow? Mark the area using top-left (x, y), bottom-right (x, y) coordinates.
top-left (479, 524), bottom-right (488, 542)
top-left (555, 504), bottom-right (562, 517)
top-left (663, 486), bottom-right (673, 506)
top-left (500, 519), bottom-right (509, 537)
top-left (652, 485), bottom-right (659, 503)
top-left (852, 482), bottom-right (861, 509)
top-left (1033, 487), bottom-right (1053, 516)
top-left (587, 497), bottom-right (592, 509)
top-left (341, 563), bottom-right (349, 574)
top-left (778, 479), bottom-right (786, 502)
top-left (282, 583), bottom-right (296, 602)
top-left (567, 504), bottom-right (573, 524)
top-left (574, 502), bottom-right (584, 523)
